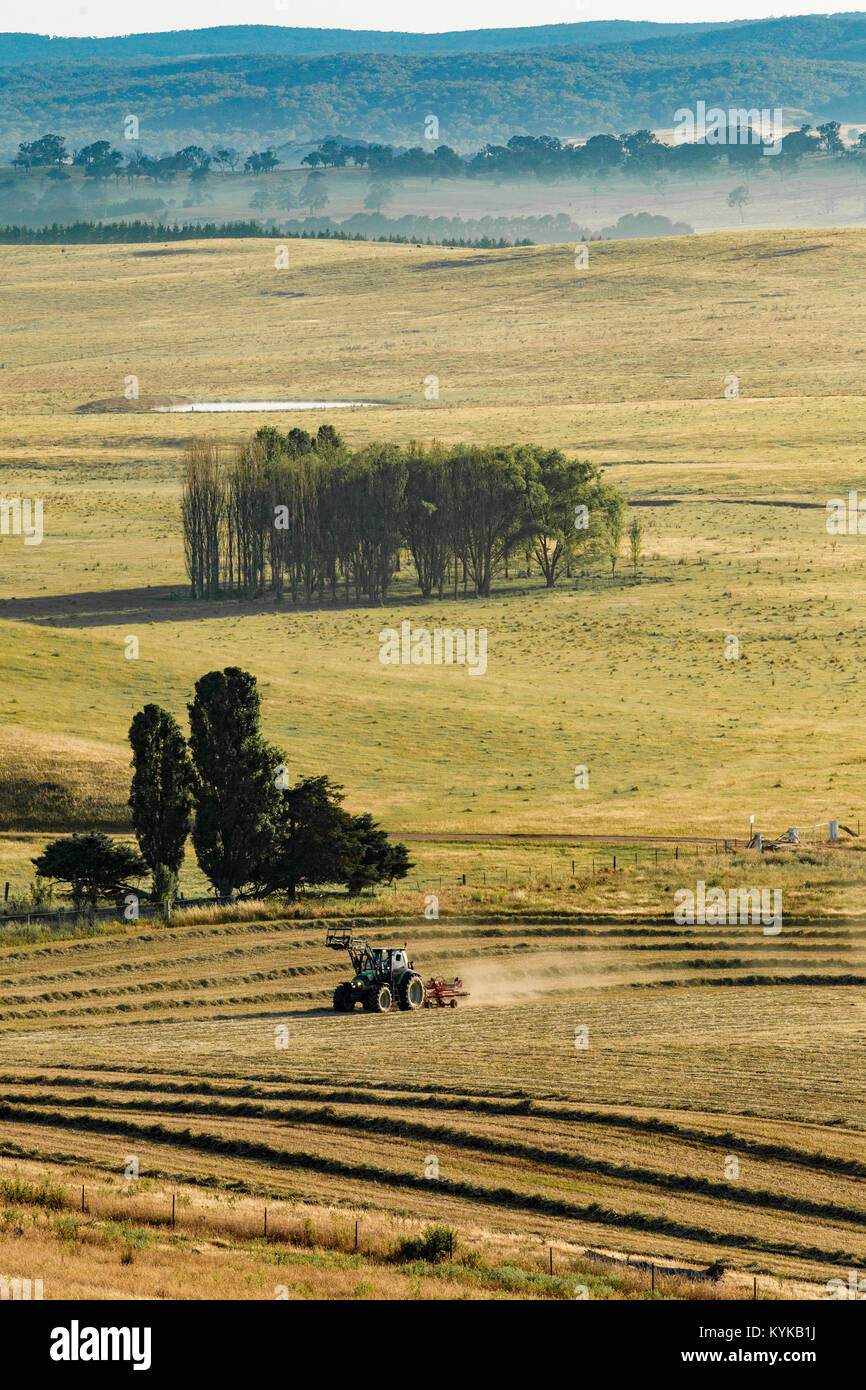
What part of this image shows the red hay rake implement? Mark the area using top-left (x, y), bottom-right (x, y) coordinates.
top-left (423, 976), bottom-right (470, 1009)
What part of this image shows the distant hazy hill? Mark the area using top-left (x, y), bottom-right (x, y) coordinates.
top-left (0, 22), bottom-right (730, 64)
top-left (3, 15), bottom-right (866, 157)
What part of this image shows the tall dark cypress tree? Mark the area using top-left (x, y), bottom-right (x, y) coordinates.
top-left (187, 667), bottom-right (282, 899)
top-left (128, 704), bottom-right (194, 911)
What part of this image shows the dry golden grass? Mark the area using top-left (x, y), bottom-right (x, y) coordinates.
top-left (2, 232), bottom-right (866, 840)
top-left (0, 907), bottom-right (862, 1294)
top-left (0, 727), bottom-right (131, 830)
top-left (0, 1158), bottom-right (818, 1301)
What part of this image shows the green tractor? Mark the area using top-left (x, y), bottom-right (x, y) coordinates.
top-left (326, 926), bottom-right (425, 1014)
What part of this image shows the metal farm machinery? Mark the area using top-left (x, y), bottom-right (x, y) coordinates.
top-left (325, 927), bottom-right (426, 1013)
top-left (423, 976), bottom-right (470, 1009)
top-left (325, 927), bottom-right (469, 1013)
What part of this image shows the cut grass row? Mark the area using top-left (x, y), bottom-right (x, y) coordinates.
top-left (0, 1103), bottom-right (859, 1271)
top-left (0, 904), bottom-right (861, 963)
top-left (0, 927), bottom-right (862, 1025)
top-left (1, 945), bottom-right (863, 1004)
top-left (6, 1067), bottom-right (863, 1177)
top-left (0, 1158), bottom-right (751, 1301)
top-left (2, 1086), bottom-right (863, 1233)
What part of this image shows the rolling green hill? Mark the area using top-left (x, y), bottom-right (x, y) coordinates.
top-left (0, 21), bottom-right (728, 64)
top-left (4, 15), bottom-right (866, 156)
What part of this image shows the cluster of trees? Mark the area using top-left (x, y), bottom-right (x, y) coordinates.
top-left (33, 668), bottom-right (411, 912)
top-left (303, 124), bottom-right (862, 181)
top-left (282, 210), bottom-right (595, 245)
top-left (600, 211), bottom-right (693, 239)
top-left (0, 208), bottom-right (694, 249)
top-left (304, 139), bottom-right (463, 176)
top-left (0, 220), bottom-right (293, 245)
top-left (0, 220), bottom-right (542, 249)
top-left (10, 134), bottom-right (280, 182)
top-left (182, 427), bottom-right (631, 605)
top-left (10, 121), bottom-right (864, 196)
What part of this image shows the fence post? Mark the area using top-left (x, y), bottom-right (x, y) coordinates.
top-left (81, 1185), bottom-right (85, 1213)
top-left (264, 1207), bottom-right (267, 1239)
top-left (354, 1220), bottom-right (358, 1252)
top-left (651, 1263), bottom-right (655, 1291)
top-left (549, 1247), bottom-right (553, 1275)
top-left (171, 1194), bottom-right (175, 1227)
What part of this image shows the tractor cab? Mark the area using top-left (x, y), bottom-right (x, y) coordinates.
top-left (371, 946), bottom-right (410, 978)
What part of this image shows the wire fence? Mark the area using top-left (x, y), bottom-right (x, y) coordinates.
top-left (0, 828), bottom-right (852, 930)
top-left (399, 841), bottom-right (753, 893)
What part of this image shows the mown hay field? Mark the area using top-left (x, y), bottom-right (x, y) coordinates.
top-left (0, 908), bottom-right (863, 1297)
top-left (1, 230), bottom-right (866, 841)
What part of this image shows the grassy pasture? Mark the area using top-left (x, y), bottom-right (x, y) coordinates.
top-left (0, 836), bottom-right (863, 925)
top-left (1, 230), bottom-right (866, 844)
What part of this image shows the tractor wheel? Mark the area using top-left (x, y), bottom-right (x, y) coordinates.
top-left (398, 973), bottom-right (425, 1012)
top-left (333, 984), bottom-right (355, 1012)
top-left (449, 999), bottom-right (458, 1008)
top-left (370, 983), bottom-right (392, 1013)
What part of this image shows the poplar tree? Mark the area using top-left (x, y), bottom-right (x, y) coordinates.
top-left (187, 668), bottom-right (283, 899)
top-left (128, 703), bottom-right (195, 910)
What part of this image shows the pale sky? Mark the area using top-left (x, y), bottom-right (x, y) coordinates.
top-left (0, 2), bottom-right (842, 40)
